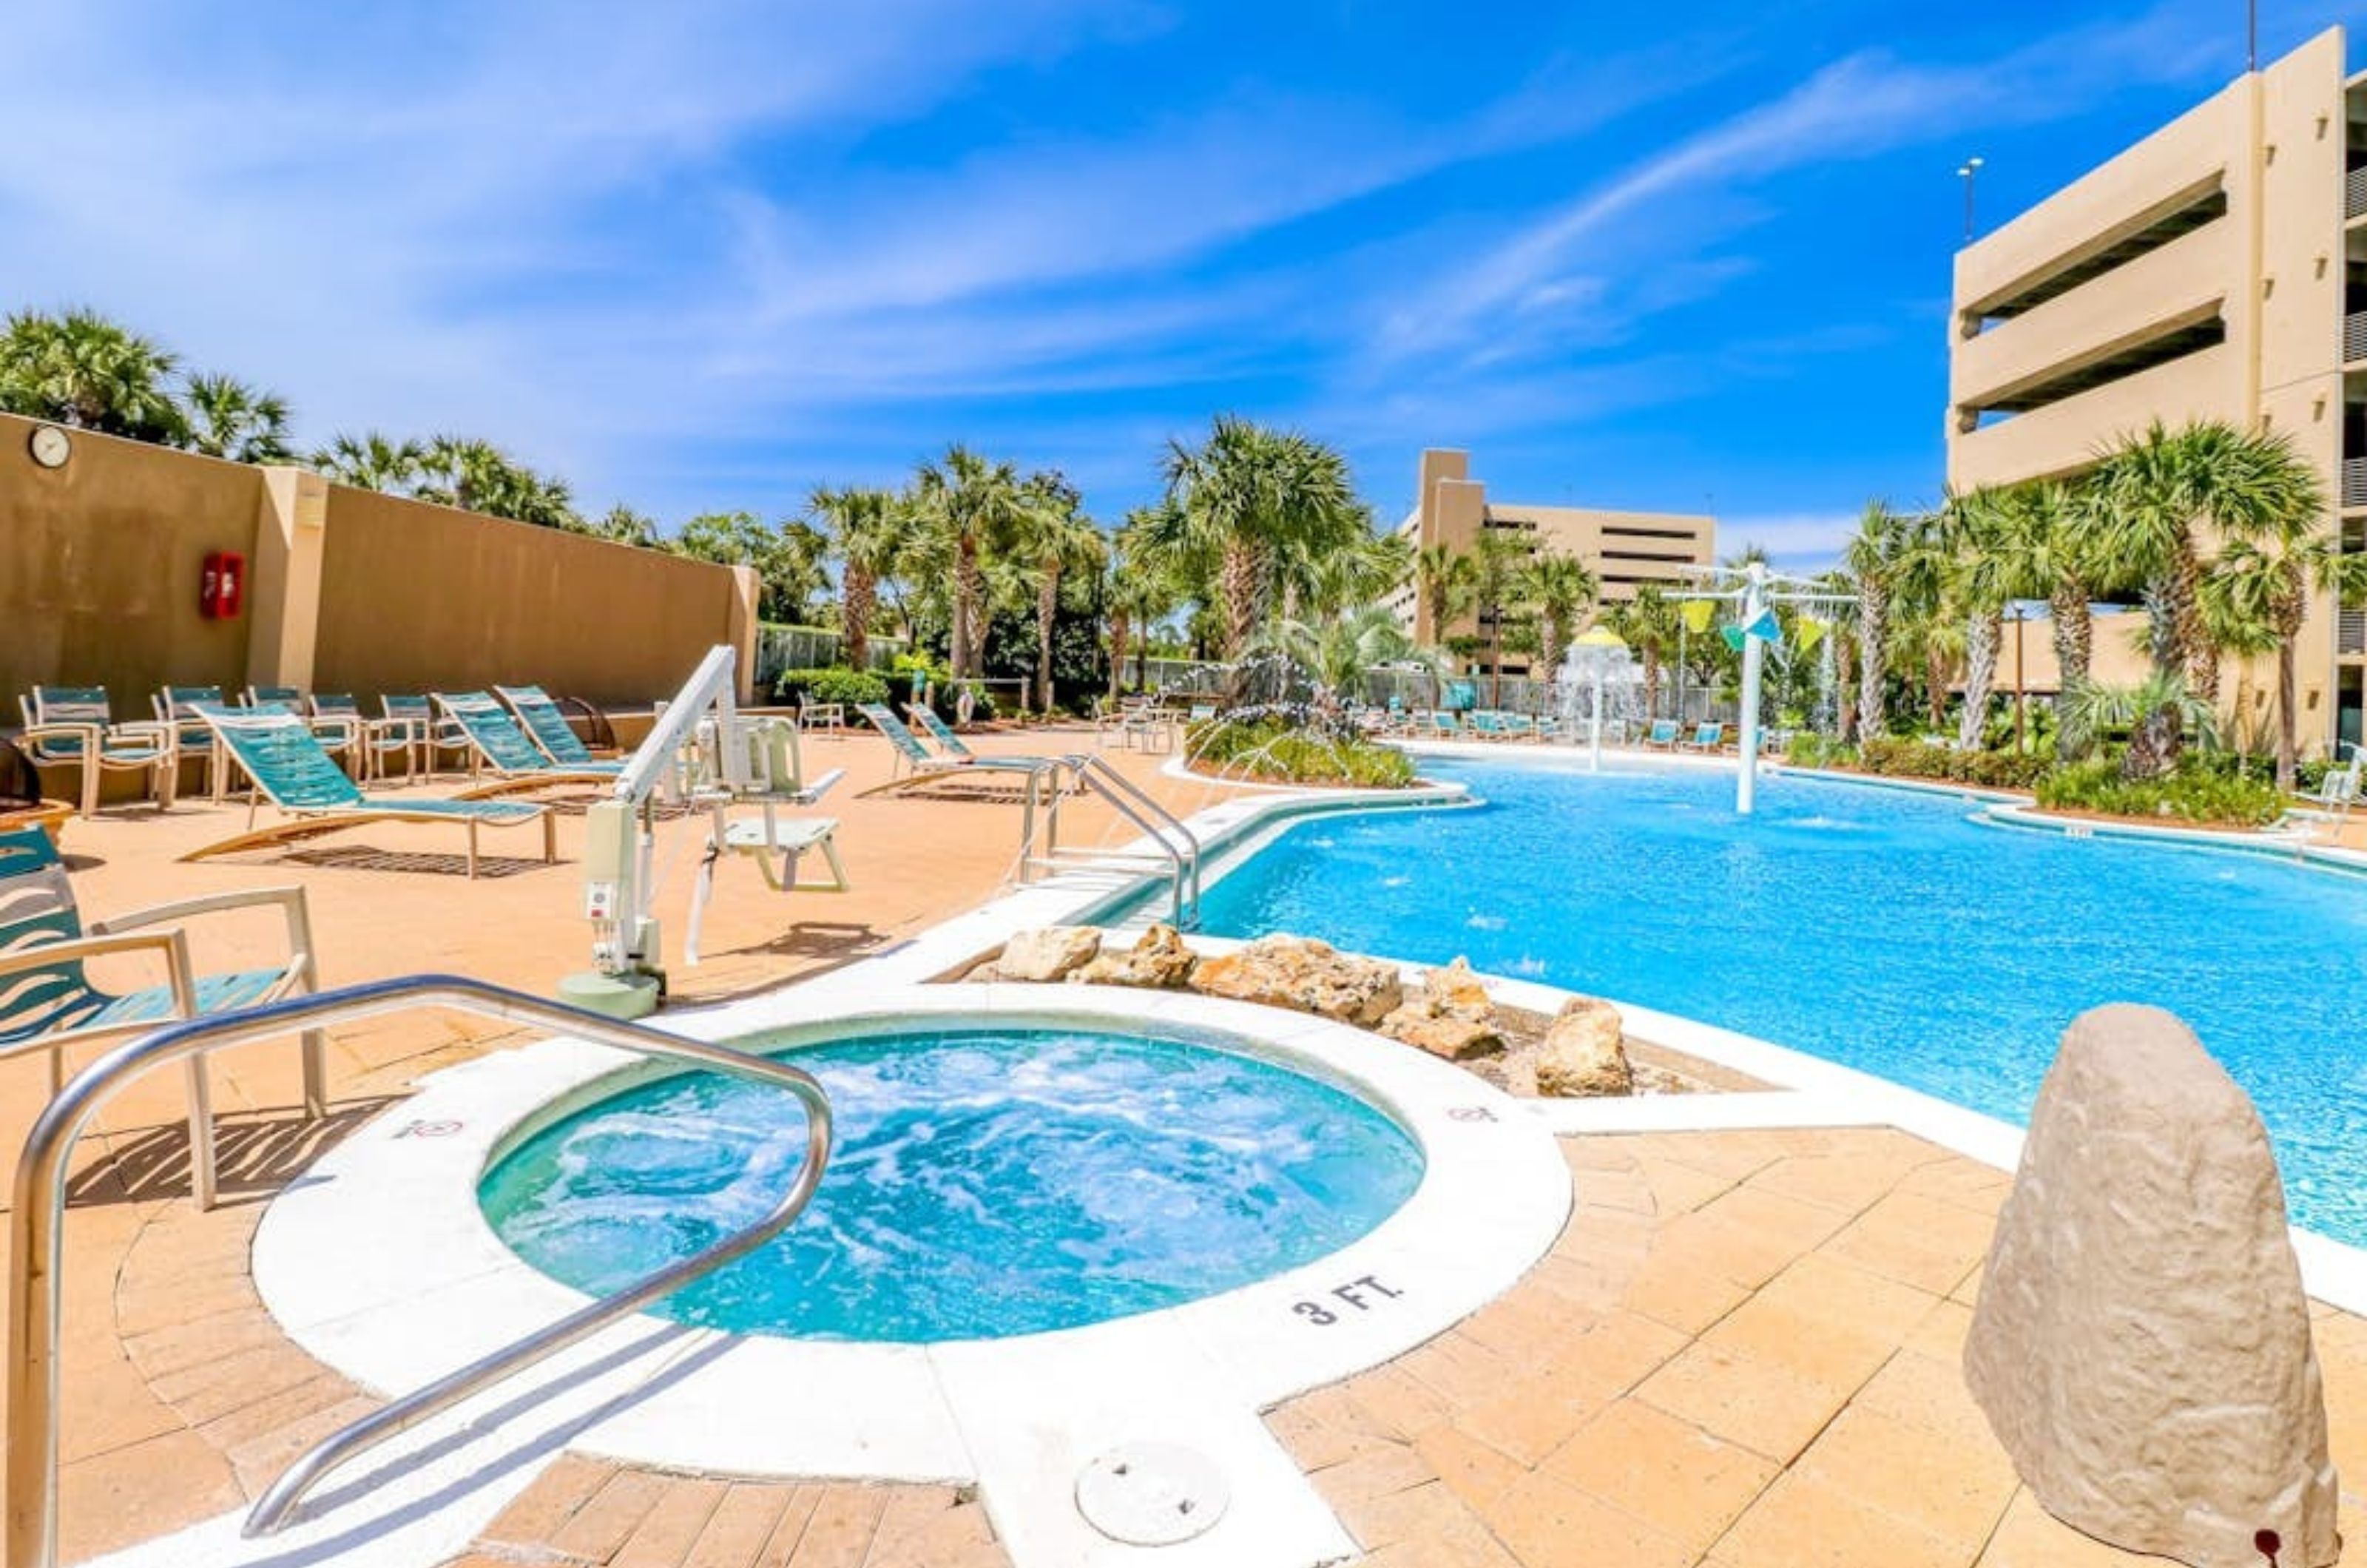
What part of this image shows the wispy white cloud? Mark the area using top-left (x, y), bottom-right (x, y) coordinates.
top-left (1716, 511), bottom-right (1865, 572)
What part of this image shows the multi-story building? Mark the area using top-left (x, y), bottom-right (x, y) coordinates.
top-left (1948, 25), bottom-right (2363, 750)
top-left (1383, 448), bottom-right (1716, 677)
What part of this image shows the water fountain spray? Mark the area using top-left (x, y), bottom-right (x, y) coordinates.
top-left (1557, 629), bottom-right (1644, 774)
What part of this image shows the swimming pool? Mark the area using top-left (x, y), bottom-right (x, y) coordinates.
top-left (1198, 760), bottom-right (2367, 1245)
top-left (480, 1024), bottom-right (1425, 1342)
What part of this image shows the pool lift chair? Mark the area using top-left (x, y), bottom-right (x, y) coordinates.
top-left (569, 646), bottom-right (848, 1019)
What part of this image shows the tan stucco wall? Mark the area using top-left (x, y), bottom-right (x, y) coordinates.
top-left (0, 411), bottom-right (756, 733)
top-left (0, 411), bottom-right (263, 718)
top-left (311, 484), bottom-right (751, 709)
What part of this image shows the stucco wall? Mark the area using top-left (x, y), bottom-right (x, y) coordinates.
top-left (0, 410), bottom-right (263, 718)
top-left (310, 484), bottom-right (754, 708)
top-left (0, 410), bottom-right (757, 728)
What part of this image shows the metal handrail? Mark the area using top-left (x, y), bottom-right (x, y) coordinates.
top-left (1070, 754), bottom-right (1202, 915)
top-left (6, 975), bottom-right (832, 1568)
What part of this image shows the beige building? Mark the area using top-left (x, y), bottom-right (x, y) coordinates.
top-left (1385, 448), bottom-right (1715, 676)
top-left (1948, 26), bottom-right (2364, 751)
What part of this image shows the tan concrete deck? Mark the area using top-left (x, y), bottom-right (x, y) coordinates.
top-left (4, 726), bottom-right (2362, 1567)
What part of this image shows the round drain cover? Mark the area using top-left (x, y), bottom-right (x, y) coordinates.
top-left (1075, 1441), bottom-right (1229, 1545)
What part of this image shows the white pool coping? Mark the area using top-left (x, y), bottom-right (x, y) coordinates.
top-left (145, 751), bottom-right (2367, 1568)
top-left (246, 983), bottom-right (1570, 1568)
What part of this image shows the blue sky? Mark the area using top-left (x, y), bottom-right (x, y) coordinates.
top-left (7, 1), bottom-right (2366, 568)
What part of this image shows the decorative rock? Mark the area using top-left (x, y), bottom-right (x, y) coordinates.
top-left (1425, 957), bottom-right (1496, 1020)
top-left (1189, 935), bottom-right (1402, 1026)
top-left (996, 926), bottom-right (1103, 982)
top-left (1963, 1004), bottom-right (2337, 1568)
top-left (1378, 957), bottom-right (1504, 1060)
top-left (1533, 996), bottom-right (1631, 1097)
top-left (1378, 1006), bottom-right (1502, 1061)
top-left (1072, 924), bottom-right (1199, 989)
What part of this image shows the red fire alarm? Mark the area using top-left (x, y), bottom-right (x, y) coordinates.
top-left (200, 551), bottom-right (246, 620)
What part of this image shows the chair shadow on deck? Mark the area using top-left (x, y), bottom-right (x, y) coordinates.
top-left (272, 845), bottom-right (557, 879)
top-left (65, 1096), bottom-right (399, 1209)
top-left (670, 921), bottom-right (899, 1004)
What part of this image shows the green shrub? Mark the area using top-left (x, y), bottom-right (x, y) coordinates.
top-left (1851, 737), bottom-right (2052, 790)
top-left (1186, 717), bottom-right (1417, 788)
top-left (2034, 758), bottom-right (2286, 828)
top-left (774, 666), bottom-right (889, 707)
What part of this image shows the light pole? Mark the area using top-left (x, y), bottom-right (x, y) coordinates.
top-left (1958, 156), bottom-right (1985, 243)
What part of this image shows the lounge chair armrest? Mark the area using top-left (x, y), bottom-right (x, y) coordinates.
top-left (107, 720), bottom-right (179, 756)
top-left (0, 927), bottom-right (197, 1013)
top-left (15, 723), bottom-right (102, 754)
top-left (307, 716), bottom-right (364, 750)
top-left (92, 885), bottom-right (318, 985)
top-left (798, 768), bottom-right (848, 803)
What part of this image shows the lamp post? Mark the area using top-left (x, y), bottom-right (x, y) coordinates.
top-left (1958, 156), bottom-right (1985, 243)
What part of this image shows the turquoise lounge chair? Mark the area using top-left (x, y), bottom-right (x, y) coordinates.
top-left (1643, 720), bottom-right (1681, 750)
top-left (904, 703), bottom-right (977, 761)
top-left (0, 825), bottom-right (326, 1204)
top-left (1681, 721), bottom-right (1726, 753)
top-left (495, 685), bottom-right (612, 770)
top-left (381, 695), bottom-right (472, 777)
top-left (1428, 712), bottom-right (1461, 737)
top-left (186, 709), bottom-right (556, 878)
top-left (857, 703), bottom-right (1047, 794)
top-left (311, 694), bottom-right (419, 783)
top-left (1468, 711), bottom-right (1508, 740)
top-left (15, 686), bottom-right (178, 817)
top-left (154, 684), bottom-right (232, 800)
top-left (434, 692), bottom-right (624, 790)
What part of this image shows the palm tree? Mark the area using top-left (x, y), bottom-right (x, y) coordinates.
top-left (1142, 416), bottom-right (1367, 666)
top-left (911, 445), bottom-right (1023, 678)
top-left (0, 308), bottom-right (186, 443)
top-left (1466, 530), bottom-right (1533, 709)
top-left (1604, 584), bottom-right (1681, 720)
top-left (1009, 473), bottom-right (1105, 714)
top-left (2195, 448), bottom-right (2359, 788)
top-left (585, 504), bottom-right (660, 547)
top-left (1107, 516), bottom-right (1181, 700)
top-left (1953, 484), bottom-right (2087, 752)
top-left (2063, 671), bottom-right (2218, 776)
top-left (1524, 552), bottom-right (1600, 680)
top-left (1412, 543), bottom-right (1476, 648)
top-left (1252, 606), bottom-right (1435, 708)
top-left (808, 486), bottom-right (907, 671)
top-left (311, 430), bottom-right (425, 492)
top-left (1842, 500), bottom-right (1914, 740)
top-left (183, 373), bottom-right (293, 462)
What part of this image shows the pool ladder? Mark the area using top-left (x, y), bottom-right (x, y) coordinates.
top-left (5, 975), bottom-right (833, 1568)
top-left (1016, 754), bottom-right (1203, 929)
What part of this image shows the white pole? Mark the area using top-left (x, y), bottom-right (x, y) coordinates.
top-left (1738, 564), bottom-right (1766, 816)
top-left (1590, 663), bottom-right (1605, 772)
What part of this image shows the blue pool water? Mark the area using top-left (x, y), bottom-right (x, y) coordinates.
top-left (1198, 761), bottom-right (2367, 1245)
top-left (480, 1025), bottom-right (1423, 1341)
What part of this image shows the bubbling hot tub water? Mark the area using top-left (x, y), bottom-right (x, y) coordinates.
top-left (479, 1024), bottom-right (1425, 1342)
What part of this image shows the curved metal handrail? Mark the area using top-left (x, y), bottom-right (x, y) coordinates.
top-left (5, 975), bottom-right (831, 1568)
top-left (1059, 754), bottom-right (1202, 925)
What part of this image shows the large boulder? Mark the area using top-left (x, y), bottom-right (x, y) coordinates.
top-left (1533, 996), bottom-right (1632, 1097)
top-left (1379, 957), bottom-right (1505, 1061)
top-left (1963, 1004), bottom-right (2337, 1568)
top-left (1072, 924), bottom-right (1199, 989)
top-left (995, 926), bottom-right (1103, 982)
top-left (1189, 935), bottom-right (1402, 1026)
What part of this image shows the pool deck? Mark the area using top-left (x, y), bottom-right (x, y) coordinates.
top-left (7, 730), bottom-right (2366, 1567)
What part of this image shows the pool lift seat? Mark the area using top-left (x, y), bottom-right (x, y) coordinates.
top-left (573, 647), bottom-right (851, 1017)
top-left (685, 713), bottom-right (850, 965)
